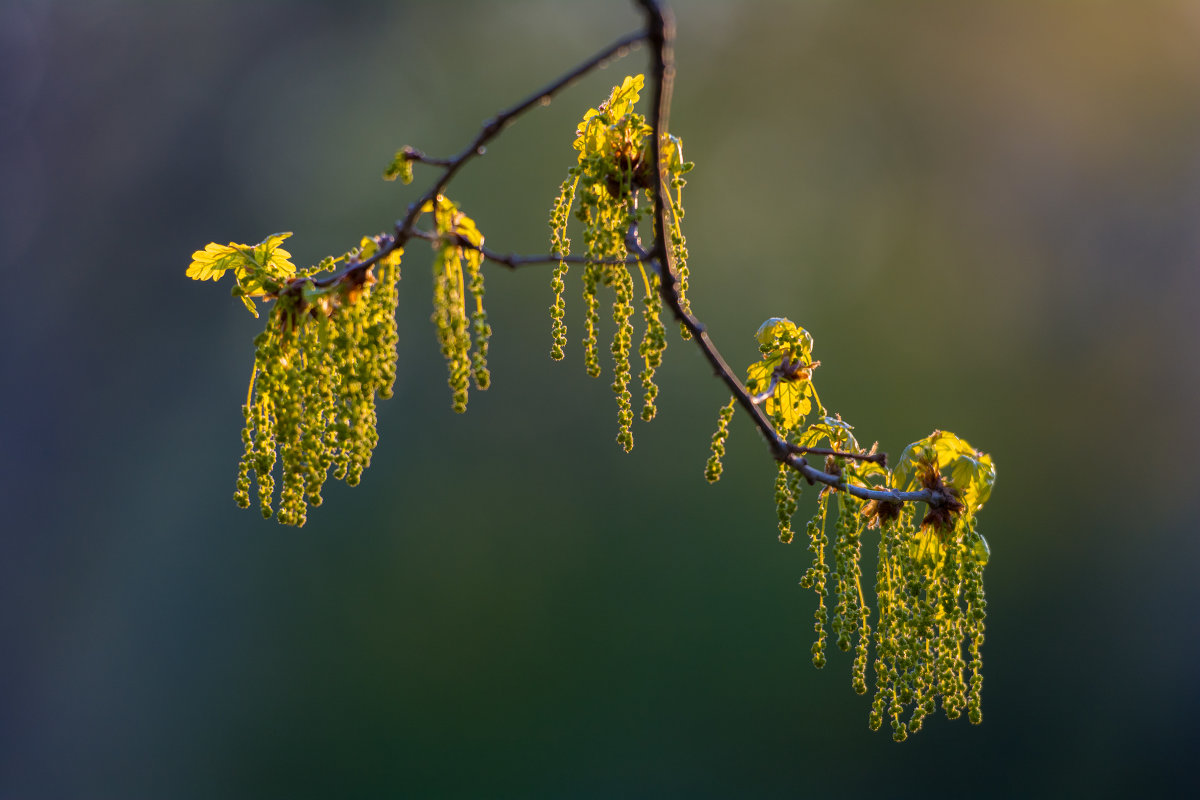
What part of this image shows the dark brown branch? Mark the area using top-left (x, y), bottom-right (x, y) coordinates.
top-left (398, 146), bottom-right (453, 168)
top-left (636, 0), bottom-right (794, 461)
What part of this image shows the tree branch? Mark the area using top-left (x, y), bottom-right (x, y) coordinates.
top-left (631, 0), bottom-right (917, 504)
top-left (288, 1), bottom-right (927, 514)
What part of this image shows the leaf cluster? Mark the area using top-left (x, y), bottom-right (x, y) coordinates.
top-left (190, 235), bottom-right (401, 526)
top-left (188, 232), bottom-right (299, 317)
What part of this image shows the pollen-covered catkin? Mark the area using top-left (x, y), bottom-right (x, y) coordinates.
top-left (705, 397), bottom-right (736, 483)
top-left (800, 494), bottom-right (831, 669)
top-left (233, 243), bottom-right (401, 526)
top-left (774, 463), bottom-right (798, 544)
top-left (548, 173), bottom-right (579, 361)
top-left (638, 264), bottom-right (667, 422)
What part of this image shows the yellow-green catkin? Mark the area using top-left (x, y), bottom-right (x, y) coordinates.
top-left (964, 521), bottom-right (988, 725)
top-left (667, 185), bottom-right (691, 340)
top-left (705, 397), bottom-right (737, 483)
top-left (581, 260), bottom-right (603, 379)
top-left (432, 246), bottom-right (471, 413)
top-left (799, 492), bottom-right (831, 668)
top-left (869, 511), bottom-right (899, 734)
top-left (549, 173), bottom-right (579, 361)
top-left (373, 257), bottom-right (401, 399)
top-left (773, 462), bottom-right (804, 545)
top-left (610, 263), bottom-right (636, 452)
top-left (830, 493), bottom-right (871, 696)
top-left (863, 501), bottom-right (988, 740)
top-left (466, 251), bottom-right (491, 391)
top-left (938, 535), bottom-right (969, 721)
top-left (577, 168), bottom-right (640, 446)
top-left (638, 263), bottom-right (667, 422)
top-left (876, 506), bottom-right (919, 741)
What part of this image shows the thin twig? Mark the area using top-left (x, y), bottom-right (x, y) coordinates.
top-left (410, 229), bottom-right (642, 270)
top-left (399, 146), bottom-right (453, 168)
top-left (786, 443), bottom-right (887, 466)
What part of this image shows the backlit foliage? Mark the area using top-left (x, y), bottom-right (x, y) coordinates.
top-left (708, 319), bottom-right (995, 739)
top-left (548, 74), bottom-right (693, 451)
top-left (189, 56), bottom-right (998, 741)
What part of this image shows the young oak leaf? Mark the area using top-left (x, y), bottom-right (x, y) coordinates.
top-left (606, 73), bottom-right (643, 120)
top-left (573, 74), bottom-right (654, 165)
top-left (755, 316), bottom-right (813, 360)
top-left (747, 356), bottom-right (812, 431)
top-left (796, 416), bottom-right (859, 452)
top-left (187, 232), bottom-right (295, 284)
top-left (746, 318), bottom-right (822, 432)
top-left (188, 232), bottom-right (297, 316)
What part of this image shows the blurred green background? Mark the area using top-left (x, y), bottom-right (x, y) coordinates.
top-left (3, 0), bottom-right (1198, 797)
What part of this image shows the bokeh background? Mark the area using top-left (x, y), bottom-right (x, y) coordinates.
top-left (3, 1), bottom-right (1198, 796)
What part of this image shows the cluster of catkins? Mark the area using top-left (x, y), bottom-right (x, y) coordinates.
top-left (867, 505), bottom-right (989, 740)
top-left (708, 319), bottom-right (992, 739)
top-left (234, 252), bottom-right (400, 526)
top-left (549, 74), bottom-right (691, 451)
top-left (427, 195), bottom-right (491, 414)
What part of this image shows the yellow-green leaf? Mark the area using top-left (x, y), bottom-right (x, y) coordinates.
top-left (607, 74), bottom-right (643, 121)
top-left (187, 232), bottom-right (295, 286)
top-left (746, 355), bottom-right (815, 432)
top-left (745, 357), bottom-right (778, 395)
top-left (796, 416), bottom-right (859, 452)
top-left (770, 378), bottom-right (812, 430)
top-left (754, 317), bottom-right (813, 361)
top-left (187, 242), bottom-right (244, 282)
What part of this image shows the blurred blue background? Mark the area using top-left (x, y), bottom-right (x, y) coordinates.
top-left (2, 1), bottom-right (1198, 797)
